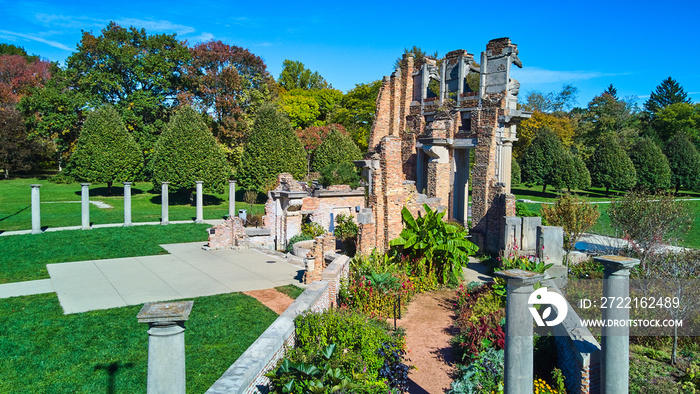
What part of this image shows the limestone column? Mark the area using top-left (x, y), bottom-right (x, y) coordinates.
top-left (502, 139), bottom-right (514, 193)
top-left (195, 181), bottom-right (204, 224)
top-left (31, 184), bottom-right (42, 234)
top-left (161, 182), bottom-right (169, 225)
top-left (123, 182), bottom-right (132, 226)
top-left (137, 301), bottom-right (193, 394)
top-left (80, 183), bottom-right (91, 230)
top-left (228, 180), bottom-right (236, 219)
top-left (595, 255), bottom-right (640, 394)
top-left (494, 269), bottom-right (545, 394)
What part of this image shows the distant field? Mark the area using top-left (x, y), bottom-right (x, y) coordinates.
top-left (0, 177), bottom-right (266, 232)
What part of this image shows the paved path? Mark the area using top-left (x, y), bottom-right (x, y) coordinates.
top-left (0, 242), bottom-right (304, 314)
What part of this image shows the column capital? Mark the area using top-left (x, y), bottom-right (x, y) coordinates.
top-left (494, 268), bottom-right (546, 287)
top-left (594, 255), bottom-right (640, 277)
top-left (161, 181), bottom-right (170, 185)
top-left (80, 183), bottom-right (91, 187)
top-left (123, 181), bottom-right (132, 186)
top-left (229, 179), bottom-right (236, 184)
top-left (31, 184), bottom-right (42, 188)
top-left (195, 181), bottom-right (204, 185)
top-left (137, 301), bottom-right (193, 326)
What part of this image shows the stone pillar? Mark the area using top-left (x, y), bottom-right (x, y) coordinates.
top-left (595, 255), bottom-right (640, 394)
top-left (493, 269), bottom-right (545, 394)
top-left (31, 184), bottom-right (41, 234)
top-left (228, 180), bottom-right (236, 219)
top-left (521, 217), bottom-right (541, 255)
top-left (502, 140), bottom-right (514, 193)
top-left (195, 181), bottom-right (204, 224)
top-left (161, 182), bottom-right (169, 225)
top-left (123, 182), bottom-right (132, 226)
top-left (503, 216), bottom-right (522, 253)
top-left (137, 301), bottom-right (193, 394)
top-left (80, 183), bottom-right (91, 230)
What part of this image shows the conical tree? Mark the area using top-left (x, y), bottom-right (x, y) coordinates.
top-left (588, 134), bottom-right (637, 195)
top-left (629, 138), bottom-right (672, 192)
top-left (238, 103), bottom-right (307, 192)
top-left (664, 133), bottom-right (700, 193)
top-left (312, 127), bottom-right (362, 171)
top-left (67, 106), bottom-right (143, 193)
top-left (151, 106), bottom-right (230, 194)
top-left (644, 77), bottom-right (691, 115)
top-left (521, 128), bottom-right (568, 193)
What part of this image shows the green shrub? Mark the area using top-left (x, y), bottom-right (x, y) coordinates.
top-left (629, 138), bottom-right (672, 192)
top-left (515, 203), bottom-right (548, 226)
top-left (312, 128), bottom-right (361, 172)
top-left (334, 214), bottom-right (358, 255)
top-left (238, 104), bottom-right (307, 192)
top-left (150, 106), bottom-right (230, 194)
top-left (286, 234), bottom-right (314, 253)
top-left (588, 134), bottom-right (637, 195)
top-left (449, 348), bottom-right (504, 393)
top-left (319, 162), bottom-right (360, 188)
top-left (302, 222), bottom-right (325, 237)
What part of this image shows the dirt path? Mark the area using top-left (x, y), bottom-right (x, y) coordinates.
top-left (243, 288), bottom-right (295, 315)
top-left (399, 289), bottom-right (458, 393)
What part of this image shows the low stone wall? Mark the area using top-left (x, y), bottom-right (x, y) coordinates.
top-left (205, 253), bottom-right (350, 394)
top-left (548, 280), bottom-right (601, 394)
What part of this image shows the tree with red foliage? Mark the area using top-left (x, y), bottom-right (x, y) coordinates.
top-left (0, 54), bottom-right (51, 105)
top-left (185, 40), bottom-right (275, 145)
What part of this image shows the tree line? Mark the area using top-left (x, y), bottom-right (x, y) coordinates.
top-left (0, 22), bottom-right (376, 193)
top-left (516, 80), bottom-right (699, 195)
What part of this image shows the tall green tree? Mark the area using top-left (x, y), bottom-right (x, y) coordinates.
top-left (520, 128), bottom-right (571, 193)
top-left (577, 92), bottom-right (639, 150)
top-left (644, 77), bottom-right (691, 115)
top-left (0, 43), bottom-right (39, 62)
top-left (313, 128), bottom-right (362, 172)
top-left (150, 106), bottom-right (230, 194)
top-left (522, 84), bottom-right (579, 113)
top-left (67, 106), bottom-right (143, 193)
top-left (588, 134), bottom-right (637, 195)
top-left (238, 104), bottom-right (306, 192)
top-left (332, 80), bottom-right (381, 152)
top-left (652, 102), bottom-right (700, 145)
top-left (0, 105), bottom-right (41, 178)
top-left (278, 60), bottom-right (329, 91)
top-left (628, 138), bottom-right (672, 192)
top-left (664, 133), bottom-right (700, 193)
top-left (603, 84), bottom-right (618, 100)
top-left (66, 22), bottom-right (191, 157)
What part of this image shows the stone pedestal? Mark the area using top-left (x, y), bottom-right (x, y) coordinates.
top-left (31, 184), bottom-right (41, 234)
top-left (494, 269), bottom-right (545, 394)
top-left (124, 182), bottom-right (132, 226)
top-left (137, 301), bottom-right (193, 394)
top-left (80, 183), bottom-right (91, 230)
top-left (161, 182), bottom-right (169, 225)
top-left (595, 255), bottom-right (639, 394)
top-left (229, 180), bottom-right (236, 219)
top-left (195, 181), bottom-right (204, 224)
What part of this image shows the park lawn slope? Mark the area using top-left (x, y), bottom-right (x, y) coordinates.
top-left (0, 223), bottom-right (211, 284)
top-left (0, 292), bottom-right (278, 393)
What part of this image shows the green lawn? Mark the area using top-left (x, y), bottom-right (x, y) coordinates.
top-left (0, 177), bottom-right (266, 232)
top-left (514, 188), bottom-right (700, 249)
top-left (0, 292), bottom-right (278, 393)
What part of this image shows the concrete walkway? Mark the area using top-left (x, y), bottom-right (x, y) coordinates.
top-left (0, 242), bottom-right (304, 314)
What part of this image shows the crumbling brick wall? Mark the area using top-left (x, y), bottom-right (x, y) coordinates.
top-left (303, 234), bottom-right (336, 284)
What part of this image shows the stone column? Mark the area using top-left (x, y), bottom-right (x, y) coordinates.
top-left (161, 182), bottom-right (169, 225)
top-left (195, 181), bottom-right (204, 224)
top-left (80, 183), bottom-right (91, 230)
top-left (494, 269), bottom-right (545, 394)
top-left (595, 255), bottom-right (640, 394)
top-left (123, 182), bottom-right (132, 226)
top-left (502, 139), bottom-right (514, 193)
top-left (137, 301), bottom-right (193, 394)
top-left (228, 180), bottom-right (236, 219)
top-left (31, 184), bottom-right (42, 234)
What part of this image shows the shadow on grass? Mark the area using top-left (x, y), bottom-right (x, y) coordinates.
top-left (94, 361), bottom-right (135, 394)
top-left (149, 192), bottom-right (223, 206)
top-left (0, 205), bottom-right (29, 222)
top-left (74, 187), bottom-right (145, 197)
top-left (512, 186), bottom-right (627, 200)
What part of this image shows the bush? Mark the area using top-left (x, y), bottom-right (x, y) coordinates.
top-left (238, 104), bottom-right (307, 192)
top-left (665, 133), bottom-right (700, 193)
top-left (515, 203), bottom-right (548, 226)
top-left (541, 193), bottom-right (600, 254)
top-left (302, 222), bottom-right (325, 237)
top-left (312, 128), bottom-right (361, 172)
top-left (285, 233), bottom-right (314, 253)
top-left (449, 348), bottom-right (504, 394)
top-left (629, 138), bottom-right (672, 192)
top-left (334, 214), bottom-right (358, 255)
top-left (588, 134), bottom-right (637, 195)
top-left (150, 106), bottom-right (230, 194)
top-left (319, 162), bottom-right (360, 188)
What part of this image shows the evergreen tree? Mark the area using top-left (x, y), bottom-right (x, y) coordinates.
top-left (560, 152), bottom-right (591, 192)
top-left (644, 77), bottom-right (691, 115)
top-left (521, 128), bottom-right (570, 193)
top-left (312, 128), bottom-right (362, 172)
top-left (238, 104), bottom-right (307, 192)
top-left (664, 133), bottom-right (700, 193)
top-left (588, 135), bottom-right (637, 195)
top-left (150, 106), bottom-right (230, 194)
top-left (67, 106), bottom-right (143, 193)
top-left (603, 84), bottom-right (618, 100)
top-left (629, 138), bottom-right (672, 192)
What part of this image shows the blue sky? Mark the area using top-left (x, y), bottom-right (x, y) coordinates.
top-left (2, 0), bottom-right (699, 108)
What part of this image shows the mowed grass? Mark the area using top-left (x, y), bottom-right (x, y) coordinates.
top-left (0, 292), bottom-right (278, 393)
top-left (0, 223), bottom-right (212, 284)
top-left (512, 185), bottom-right (700, 248)
top-left (0, 177), bottom-right (266, 232)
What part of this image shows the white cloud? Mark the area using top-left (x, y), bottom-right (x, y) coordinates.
top-left (34, 13), bottom-right (196, 36)
top-left (114, 18), bottom-right (195, 35)
top-left (512, 67), bottom-right (619, 85)
top-left (0, 29), bottom-right (71, 50)
top-left (189, 32), bottom-right (215, 43)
